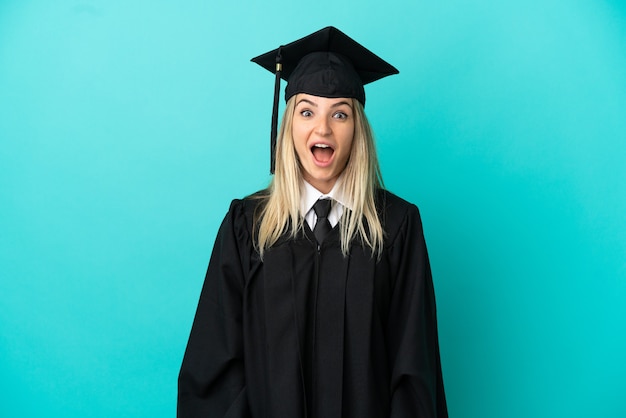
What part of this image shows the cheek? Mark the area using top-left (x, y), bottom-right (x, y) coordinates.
top-left (339, 124), bottom-right (355, 153)
top-left (292, 121), bottom-right (307, 145)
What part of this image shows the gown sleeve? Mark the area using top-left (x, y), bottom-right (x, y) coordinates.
top-left (178, 200), bottom-right (251, 418)
top-left (386, 204), bottom-right (448, 418)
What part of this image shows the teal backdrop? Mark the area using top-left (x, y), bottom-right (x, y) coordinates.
top-left (1, 1), bottom-right (625, 417)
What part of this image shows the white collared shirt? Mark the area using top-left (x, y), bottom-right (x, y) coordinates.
top-left (301, 177), bottom-right (353, 230)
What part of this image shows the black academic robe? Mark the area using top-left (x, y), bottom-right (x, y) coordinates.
top-left (178, 190), bottom-right (448, 418)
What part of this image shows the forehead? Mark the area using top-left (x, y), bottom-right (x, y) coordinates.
top-left (295, 94), bottom-right (353, 107)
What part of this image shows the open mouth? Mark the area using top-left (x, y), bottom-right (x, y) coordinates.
top-left (311, 143), bottom-right (335, 163)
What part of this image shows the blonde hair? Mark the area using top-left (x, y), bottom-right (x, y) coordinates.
top-left (255, 96), bottom-right (384, 258)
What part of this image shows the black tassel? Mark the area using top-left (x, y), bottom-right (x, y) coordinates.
top-left (270, 47), bottom-right (282, 174)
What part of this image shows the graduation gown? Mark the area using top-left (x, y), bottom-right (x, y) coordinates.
top-left (178, 190), bottom-right (447, 418)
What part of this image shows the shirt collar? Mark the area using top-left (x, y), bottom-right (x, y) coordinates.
top-left (300, 175), bottom-right (354, 217)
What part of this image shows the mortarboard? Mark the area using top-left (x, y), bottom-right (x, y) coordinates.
top-left (251, 26), bottom-right (399, 173)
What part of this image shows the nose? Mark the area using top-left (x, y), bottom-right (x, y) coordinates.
top-left (314, 116), bottom-right (332, 137)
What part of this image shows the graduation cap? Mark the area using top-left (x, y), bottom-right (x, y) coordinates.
top-left (251, 26), bottom-right (399, 173)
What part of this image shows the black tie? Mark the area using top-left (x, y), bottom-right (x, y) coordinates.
top-left (313, 199), bottom-right (332, 245)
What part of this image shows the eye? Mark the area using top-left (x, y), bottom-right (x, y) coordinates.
top-left (300, 109), bottom-right (313, 117)
top-left (333, 111), bottom-right (348, 120)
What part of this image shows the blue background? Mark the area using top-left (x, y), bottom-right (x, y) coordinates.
top-left (1, 1), bottom-right (625, 417)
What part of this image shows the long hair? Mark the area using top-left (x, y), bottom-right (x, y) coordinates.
top-left (255, 96), bottom-right (384, 258)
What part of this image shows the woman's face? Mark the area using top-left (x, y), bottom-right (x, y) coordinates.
top-left (292, 94), bottom-right (355, 194)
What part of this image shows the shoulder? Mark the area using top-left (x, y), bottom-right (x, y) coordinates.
top-left (376, 189), bottom-right (421, 222)
top-left (376, 189), bottom-right (424, 245)
top-left (223, 189), bottom-right (269, 231)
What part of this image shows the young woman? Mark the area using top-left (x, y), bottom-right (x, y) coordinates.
top-left (178, 27), bottom-right (448, 418)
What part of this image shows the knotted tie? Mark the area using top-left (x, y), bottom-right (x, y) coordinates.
top-left (313, 199), bottom-right (332, 245)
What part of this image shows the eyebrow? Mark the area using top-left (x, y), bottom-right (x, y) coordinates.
top-left (296, 98), bottom-right (353, 109)
top-left (332, 101), bottom-right (353, 109)
top-left (296, 98), bottom-right (318, 107)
